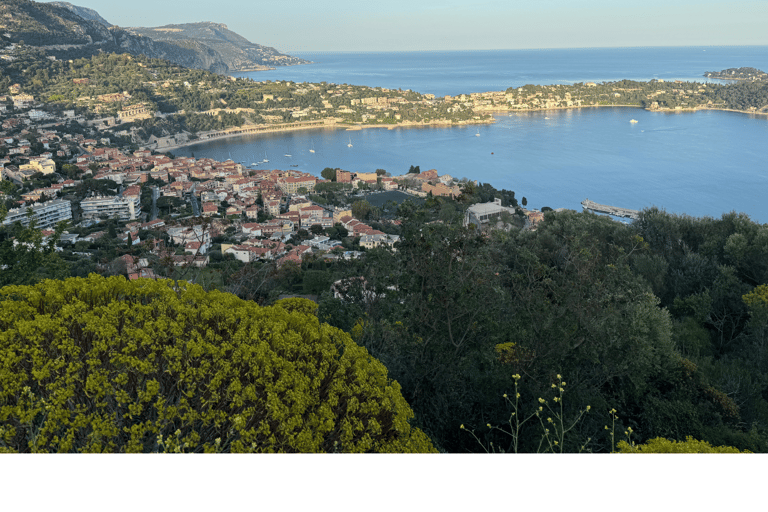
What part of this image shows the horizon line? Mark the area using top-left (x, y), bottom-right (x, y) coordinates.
top-left (284, 44), bottom-right (768, 54)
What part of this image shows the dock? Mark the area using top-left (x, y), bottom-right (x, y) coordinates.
top-left (581, 199), bottom-right (640, 220)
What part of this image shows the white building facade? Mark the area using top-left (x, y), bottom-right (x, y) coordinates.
top-left (1, 199), bottom-right (72, 230)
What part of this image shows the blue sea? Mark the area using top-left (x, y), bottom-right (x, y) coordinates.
top-left (175, 47), bottom-right (768, 223)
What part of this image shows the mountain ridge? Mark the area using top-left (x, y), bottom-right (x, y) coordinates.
top-left (0, 0), bottom-right (309, 73)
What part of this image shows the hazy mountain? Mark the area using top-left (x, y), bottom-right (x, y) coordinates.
top-left (126, 22), bottom-right (310, 71)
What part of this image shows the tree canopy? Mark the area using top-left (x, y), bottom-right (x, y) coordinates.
top-left (0, 276), bottom-right (435, 453)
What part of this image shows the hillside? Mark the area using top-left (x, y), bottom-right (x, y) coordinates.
top-left (0, 0), bottom-right (308, 73)
top-left (0, 0), bottom-right (113, 46)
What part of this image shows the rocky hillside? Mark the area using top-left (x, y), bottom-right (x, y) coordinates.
top-left (0, 0), bottom-right (308, 73)
top-left (47, 1), bottom-right (113, 28)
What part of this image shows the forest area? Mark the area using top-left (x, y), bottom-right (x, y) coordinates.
top-left (4, 189), bottom-right (768, 453)
top-left (301, 198), bottom-right (768, 453)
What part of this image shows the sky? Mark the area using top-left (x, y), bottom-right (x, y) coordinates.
top-left (47, 0), bottom-right (768, 53)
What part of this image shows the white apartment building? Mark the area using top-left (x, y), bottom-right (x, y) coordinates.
top-left (81, 194), bottom-right (139, 221)
top-left (1, 199), bottom-right (72, 230)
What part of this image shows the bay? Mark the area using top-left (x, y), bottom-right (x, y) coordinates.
top-left (175, 47), bottom-right (768, 223)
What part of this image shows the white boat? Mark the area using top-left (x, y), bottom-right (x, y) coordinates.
top-left (347, 137), bottom-right (353, 148)
top-left (309, 140), bottom-right (315, 153)
top-left (475, 129), bottom-right (480, 136)
top-left (630, 119), bottom-right (639, 124)
top-left (284, 154), bottom-right (292, 157)
top-left (263, 151), bottom-right (269, 163)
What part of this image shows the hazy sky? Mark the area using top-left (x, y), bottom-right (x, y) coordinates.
top-left (48, 1), bottom-right (768, 53)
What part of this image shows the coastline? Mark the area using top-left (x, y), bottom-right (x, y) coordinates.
top-left (486, 103), bottom-right (768, 117)
top-left (154, 103), bottom-right (765, 154)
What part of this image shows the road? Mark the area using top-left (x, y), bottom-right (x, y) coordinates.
top-left (189, 183), bottom-right (199, 217)
top-left (151, 186), bottom-right (159, 221)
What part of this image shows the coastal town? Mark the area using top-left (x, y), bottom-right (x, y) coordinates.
top-left (1, 45), bottom-right (765, 286)
top-left (1, 107), bottom-right (552, 279)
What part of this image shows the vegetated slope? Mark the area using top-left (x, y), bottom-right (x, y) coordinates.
top-left (0, 275), bottom-right (435, 453)
top-left (126, 22), bottom-right (310, 71)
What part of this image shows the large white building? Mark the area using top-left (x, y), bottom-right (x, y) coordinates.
top-left (81, 194), bottom-right (139, 221)
top-left (464, 198), bottom-right (517, 228)
top-left (1, 199), bottom-right (72, 230)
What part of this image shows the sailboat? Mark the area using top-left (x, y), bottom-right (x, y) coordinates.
top-left (347, 137), bottom-right (353, 148)
top-left (309, 140), bottom-right (315, 153)
top-left (263, 151), bottom-right (269, 163)
top-left (475, 129), bottom-right (480, 137)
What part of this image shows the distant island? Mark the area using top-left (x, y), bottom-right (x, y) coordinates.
top-left (704, 67), bottom-right (768, 82)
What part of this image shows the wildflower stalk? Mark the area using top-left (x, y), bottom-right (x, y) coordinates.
top-left (462, 373), bottom-right (592, 453)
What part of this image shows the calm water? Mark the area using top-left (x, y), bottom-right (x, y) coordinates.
top-left (176, 47), bottom-right (768, 223)
top-left (234, 46), bottom-right (768, 97)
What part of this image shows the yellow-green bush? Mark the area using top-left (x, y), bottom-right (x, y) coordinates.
top-left (617, 436), bottom-right (749, 453)
top-left (0, 275), bottom-right (436, 453)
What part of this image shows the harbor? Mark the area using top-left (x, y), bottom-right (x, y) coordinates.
top-left (581, 199), bottom-right (640, 220)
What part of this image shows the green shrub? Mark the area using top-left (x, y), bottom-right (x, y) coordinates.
top-left (0, 275), bottom-right (435, 453)
top-left (617, 436), bottom-right (749, 453)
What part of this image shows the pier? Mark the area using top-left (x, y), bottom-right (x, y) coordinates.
top-left (581, 199), bottom-right (640, 220)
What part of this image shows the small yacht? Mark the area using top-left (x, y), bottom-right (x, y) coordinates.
top-left (347, 137), bottom-right (353, 148)
top-left (309, 141), bottom-right (315, 153)
top-left (475, 129), bottom-right (480, 136)
top-left (630, 119), bottom-right (639, 124)
top-left (263, 151), bottom-right (269, 163)
top-left (285, 154), bottom-right (292, 157)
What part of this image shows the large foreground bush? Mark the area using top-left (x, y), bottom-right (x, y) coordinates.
top-left (0, 275), bottom-right (435, 453)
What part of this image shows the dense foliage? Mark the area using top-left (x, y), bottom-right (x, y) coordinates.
top-left (0, 276), bottom-right (435, 453)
